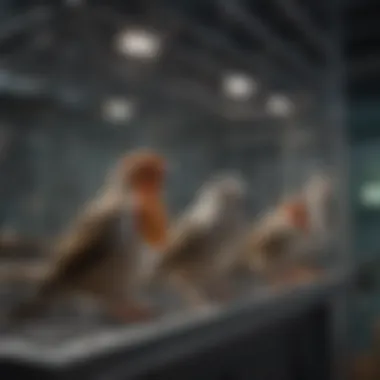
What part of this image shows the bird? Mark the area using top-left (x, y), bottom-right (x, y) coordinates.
top-left (6, 149), bottom-right (169, 325)
top-left (151, 173), bottom-right (247, 309)
top-left (239, 173), bottom-right (333, 286)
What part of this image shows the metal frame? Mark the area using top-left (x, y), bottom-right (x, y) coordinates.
top-left (326, 0), bottom-right (352, 379)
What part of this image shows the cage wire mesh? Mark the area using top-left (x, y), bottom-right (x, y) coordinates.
top-left (0, 0), bottom-right (346, 363)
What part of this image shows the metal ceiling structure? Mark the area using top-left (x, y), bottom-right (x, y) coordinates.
top-left (0, 0), bottom-right (339, 117)
top-left (0, 0), bottom-right (345, 228)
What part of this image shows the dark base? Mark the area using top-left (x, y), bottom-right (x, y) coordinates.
top-left (0, 270), bottom-right (349, 380)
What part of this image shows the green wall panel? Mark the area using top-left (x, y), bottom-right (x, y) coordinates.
top-left (350, 99), bottom-right (380, 351)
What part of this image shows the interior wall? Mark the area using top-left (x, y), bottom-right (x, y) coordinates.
top-left (349, 98), bottom-right (380, 351)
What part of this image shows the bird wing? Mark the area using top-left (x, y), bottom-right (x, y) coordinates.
top-left (241, 212), bottom-right (298, 266)
top-left (158, 217), bottom-right (211, 271)
top-left (6, 205), bottom-right (129, 324)
top-left (36, 205), bottom-right (128, 297)
top-left (255, 227), bottom-right (297, 257)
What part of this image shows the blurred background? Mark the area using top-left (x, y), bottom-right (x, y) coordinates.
top-left (0, 0), bottom-right (340, 231)
top-left (0, 0), bottom-right (376, 378)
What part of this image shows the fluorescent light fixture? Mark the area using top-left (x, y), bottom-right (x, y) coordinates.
top-left (222, 73), bottom-right (258, 100)
top-left (266, 94), bottom-right (293, 117)
top-left (116, 28), bottom-right (161, 59)
top-left (360, 182), bottom-right (380, 208)
top-left (102, 98), bottom-right (135, 123)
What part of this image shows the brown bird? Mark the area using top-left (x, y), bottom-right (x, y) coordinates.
top-left (240, 173), bottom-right (333, 286)
top-left (6, 149), bottom-right (169, 324)
top-left (152, 173), bottom-right (247, 309)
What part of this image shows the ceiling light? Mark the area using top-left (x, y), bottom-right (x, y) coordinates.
top-left (266, 94), bottom-right (293, 117)
top-left (102, 98), bottom-right (135, 123)
top-left (222, 73), bottom-right (258, 100)
top-left (116, 29), bottom-right (161, 59)
top-left (360, 182), bottom-right (380, 208)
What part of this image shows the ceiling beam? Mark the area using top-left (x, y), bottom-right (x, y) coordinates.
top-left (272, 0), bottom-right (331, 56)
top-left (217, 0), bottom-right (321, 81)
top-left (162, 6), bottom-right (318, 87)
top-left (0, 7), bottom-right (52, 45)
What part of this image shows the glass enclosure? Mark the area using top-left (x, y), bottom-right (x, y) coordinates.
top-left (0, 0), bottom-right (347, 353)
